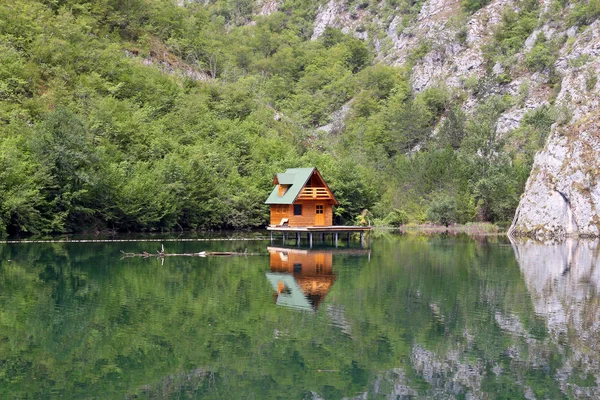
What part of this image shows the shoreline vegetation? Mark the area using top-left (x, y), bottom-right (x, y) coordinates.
top-left (7, 223), bottom-right (600, 243)
top-left (397, 222), bottom-right (504, 235)
top-left (0, 223), bottom-right (505, 243)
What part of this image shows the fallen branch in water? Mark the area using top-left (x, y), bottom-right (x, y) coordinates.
top-left (120, 244), bottom-right (263, 259)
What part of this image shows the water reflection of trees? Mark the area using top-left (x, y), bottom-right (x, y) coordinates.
top-left (1, 237), bottom-right (599, 398)
top-left (331, 234), bottom-right (554, 398)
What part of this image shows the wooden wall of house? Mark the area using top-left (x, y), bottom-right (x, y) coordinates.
top-left (270, 204), bottom-right (290, 226)
top-left (269, 201), bottom-right (333, 226)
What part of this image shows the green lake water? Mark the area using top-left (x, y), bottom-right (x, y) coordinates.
top-left (1, 234), bottom-right (599, 399)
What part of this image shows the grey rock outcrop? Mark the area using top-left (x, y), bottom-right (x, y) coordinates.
top-left (257, 0), bottom-right (280, 16)
top-left (312, 0), bottom-right (371, 41)
top-left (510, 22), bottom-right (600, 238)
top-left (509, 120), bottom-right (600, 238)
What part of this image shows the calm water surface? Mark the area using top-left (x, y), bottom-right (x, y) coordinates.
top-left (0, 234), bottom-right (599, 399)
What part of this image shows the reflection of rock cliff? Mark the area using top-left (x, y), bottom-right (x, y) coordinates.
top-left (512, 239), bottom-right (600, 397)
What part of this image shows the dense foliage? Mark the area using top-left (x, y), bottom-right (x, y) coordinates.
top-left (0, 0), bottom-right (548, 236)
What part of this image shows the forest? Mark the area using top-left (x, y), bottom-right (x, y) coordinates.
top-left (0, 0), bottom-right (552, 236)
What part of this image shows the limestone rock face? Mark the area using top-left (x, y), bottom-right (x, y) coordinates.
top-left (509, 122), bottom-right (600, 238)
top-left (510, 22), bottom-right (600, 238)
top-left (311, 0), bottom-right (514, 92)
top-left (312, 0), bottom-right (371, 41)
top-left (256, 0), bottom-right (280, 16)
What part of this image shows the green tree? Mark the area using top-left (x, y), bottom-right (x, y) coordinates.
top-left (427, 195), bottom-right (458, 226)
top-left (525, 34), bottom-right (557, 72)
top-left (0, 133), bottom-right (52, 236)
top-left (31, 109), bottom-right (101, 231)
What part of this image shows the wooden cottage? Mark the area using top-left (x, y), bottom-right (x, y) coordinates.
top-left (265, 167), bottom-right (339, 227)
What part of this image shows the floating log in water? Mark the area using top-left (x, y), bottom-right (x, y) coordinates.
top-left (120, 244), bottom-right (263, 259)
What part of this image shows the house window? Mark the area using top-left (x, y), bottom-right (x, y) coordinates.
top-left (293, 204), bottom-right (302, 215)
top-left (316, 205), bottom-right (324, 214)
top-left (274, 205), bottom-right (288, 214)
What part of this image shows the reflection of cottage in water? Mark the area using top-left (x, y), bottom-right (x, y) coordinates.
top-left (266, 247), bottom-right (336, 312)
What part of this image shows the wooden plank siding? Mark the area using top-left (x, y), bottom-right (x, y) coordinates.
top-left (269, 201), bottom-right (333, 227)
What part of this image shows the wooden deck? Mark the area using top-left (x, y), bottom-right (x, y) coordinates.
top-left (267, 225), bottom-right (372, 248)
top-left (267, 225), bottom-right (372, 232)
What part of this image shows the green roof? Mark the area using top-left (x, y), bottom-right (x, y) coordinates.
top-left (275, 173), bottom-right (295, 185)
top-left (265, 167), bottom-right (315, 204)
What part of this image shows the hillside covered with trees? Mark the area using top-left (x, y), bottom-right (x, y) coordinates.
top-left (0, 0), bottom-right (556, 236)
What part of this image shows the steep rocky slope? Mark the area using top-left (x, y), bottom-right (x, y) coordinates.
top-left (509, 21), bottom-right (600, 238)
top-left (296, 0), bottom-right (600, 237)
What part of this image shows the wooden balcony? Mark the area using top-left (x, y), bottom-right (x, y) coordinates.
top-left (297, 187), bottom-right (332, 200)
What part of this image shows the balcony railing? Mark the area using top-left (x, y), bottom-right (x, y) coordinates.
top-left (297, 187), bottom-right (332, 200)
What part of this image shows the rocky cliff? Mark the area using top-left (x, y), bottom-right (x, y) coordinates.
top-left (288, 0), bottom-right (600, 237)
top-left (506, 15), bottom-right (600, 238)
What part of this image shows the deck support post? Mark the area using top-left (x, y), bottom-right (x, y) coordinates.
top-left (296, 232), bottom-right (301, 246)
top-left (270, 231), bottom-right (273, 243)
top-left (320, 233), bottom-right (324, 242)
top-left (282, 233), bottom-right (286, 245)
top-left (360, 232), bottom-right (365, 248)
top-left (309, 232), bottom-right (313, 248)
top-left (347, 232), bottom-right (351, 243)
top-left (334, 232), bottom-right (338, 248)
